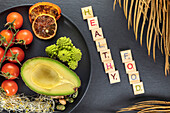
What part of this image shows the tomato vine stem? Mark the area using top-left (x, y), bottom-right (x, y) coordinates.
top-left (0, 20), bottom-right (19, 69)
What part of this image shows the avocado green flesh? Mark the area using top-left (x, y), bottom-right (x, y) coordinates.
top-left (21, 57), bottom-right (81, 96)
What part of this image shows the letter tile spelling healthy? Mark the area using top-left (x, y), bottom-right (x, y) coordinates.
top-left (81, 6), bottom-right (94, 20)
top-left (91, 28), bottom-right (104, 41)
top-left (100, 49), bottom-right (112, 62)
top-left (87, 17), bottom-right (99, 30)
top-left (81, 6), bottom-right (120, 84)
top-left (103, 60), bottom-right (115, 73)
top-left (108, 70), bottom-right (121, 84)
top-left (95, 38), bottom-right (108, 52)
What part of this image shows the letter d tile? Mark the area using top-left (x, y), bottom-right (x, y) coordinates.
top-left (132, 82), bottom-right (145, 95)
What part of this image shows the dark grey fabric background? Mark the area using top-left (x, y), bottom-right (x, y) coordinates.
top-left (0, 0), bottom-right (170, 113)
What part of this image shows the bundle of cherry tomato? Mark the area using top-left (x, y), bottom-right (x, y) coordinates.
top-left (0, 12), bottom-right (33, 96)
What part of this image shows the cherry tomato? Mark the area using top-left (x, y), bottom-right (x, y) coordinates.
top-left (0, 30), bottom-right (15, 47)
top-left (1, 63), bottom-right (19, 79)
top-left (16, 30), bottom-right (33, 45)
top-left (6, 12), bottom-right (23, 29)
top-left (1, 80), bottom-right (18, 96)
top-left (0, 47), bottom-right (5, 62)
top-left (6, 47), bottom-right (25, 63)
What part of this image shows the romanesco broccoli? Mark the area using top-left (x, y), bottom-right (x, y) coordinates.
top-left (56, 36), bottom-right (73, 50)
top-left (57, 49), bottom-right (71, 62)
top-left (45, 36), bottom-right (82, 70)
top-left (71, 46), bottom-right (82, 61)
top-left (68, 60), bottom-right (78, 70)
top-left (45, 44), bottom-right (58, 59)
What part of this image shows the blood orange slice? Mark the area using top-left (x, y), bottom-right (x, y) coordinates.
top-left (32, 14), bottom-right (57, 40)
top-left (29, 2), bottom-right (61, 23)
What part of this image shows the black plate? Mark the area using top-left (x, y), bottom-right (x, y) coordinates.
top-left (0, 5), bottom-right (91, 113)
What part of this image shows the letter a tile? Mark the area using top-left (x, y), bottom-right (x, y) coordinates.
top-left (95, 38), bottom-right (108, 52)
top-left (108, 70), bottom-right (121, 84)
top-left (100, 49), bottom-right (112, 62)
top-left (91, 28), bottom-right (104, 41)
top-left (87, 17), bottom-right (99, 30)
top-left (128, 71), bottom-right (140, 84)
top-left (124, 61), bottom-right (136, 74)
top-left (120, 50), bottom-right (133, 63)
top-left (103, 60), bottom-right (115, 73)
top-left (132, 82), bottom-right (145, 95)
top-left (81, 6), bottom-right (94, 20)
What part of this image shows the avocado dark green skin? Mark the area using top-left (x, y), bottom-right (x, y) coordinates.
top-left (21, 57), bottom-right (81, 96)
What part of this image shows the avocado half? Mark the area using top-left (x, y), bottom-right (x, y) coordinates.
top-left (21, 57), bottom-right (81, 96)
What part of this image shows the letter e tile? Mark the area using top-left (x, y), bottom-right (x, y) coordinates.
top-left (91, 28), bottom-right (104, 41)
top-left (95, 38), bottom-right (108, 52)
top-left (108, 70), bottom-right (121, 84)
top-left (100, 49), bottom-right (112, 62)
top-left (87, 17), bottom-right (99, 30)
top-left (128, 71), bottom-right (140, 84)
top-left (132, 82), bottom-right (145, 95)
top-left (81, 6), bottom-right (94, 20)
top-left (124, 61), bottom-right (136, 74)
top-left (120, 50), bottom-right (133, 63)
top-left (103, 60), bottom-right (115, 73)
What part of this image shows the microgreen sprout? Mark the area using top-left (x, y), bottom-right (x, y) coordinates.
top-left (0, 93), bottom-right (55, 113)
top-left (0, 87), bottom-right (6, 95)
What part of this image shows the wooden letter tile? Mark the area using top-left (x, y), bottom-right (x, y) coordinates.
top-left (124, 61), bottom-right (136, 74)
top-left (128, 71), bottom-right (140, 84)
top-left (95, 38), bottom-right (108, 52)
top-left (91, 28), bottom-right (104, 41)
top-left (81, 6), bottom-right (94, 20)
top-left (100, 49), bottom-right (112, 62)
top-left (103, 60), bottom-right (115, 73)
top-left (108, 70), bottom-right (121, 84)
top-left (132, 82), bottom-right (145, 95)
top-left (120, 50), bottom-right (133, 63)
top-left (87, 17), bottom-right (99, 30)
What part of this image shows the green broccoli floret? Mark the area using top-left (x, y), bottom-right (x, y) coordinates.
top-left (68, 60), bottom-right (78, 70)
top-left (56, 36), bottom-right (73, 50)
top-left (57, 49), bottom-right (72, 62)
top-left (45, 44), bottom-right (58, 59)
top-left (70, 46), bottom-right (82, 61)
